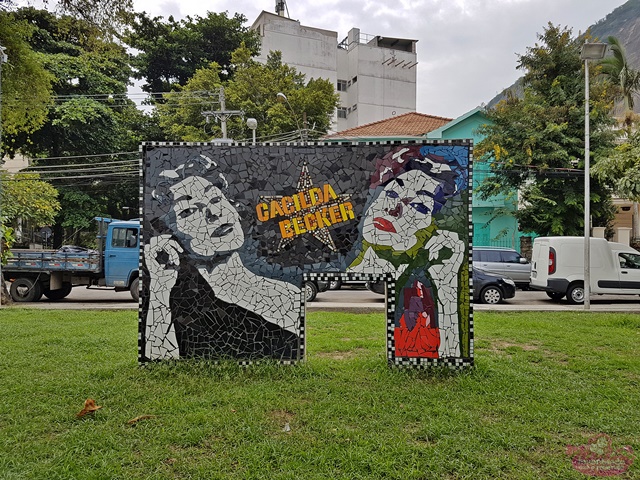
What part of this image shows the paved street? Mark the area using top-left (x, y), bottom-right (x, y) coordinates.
top-left (3, 283), bottom-right (639, 313)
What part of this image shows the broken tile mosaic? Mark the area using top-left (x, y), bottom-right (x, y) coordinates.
top-left (140, 141), bottom-right (473, 368)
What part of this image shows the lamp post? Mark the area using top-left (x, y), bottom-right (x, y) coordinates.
top-left (580, 41), bottom-right (607, 310)
top-left (276, 92), bottom-right (304, 142)
top-left (246, 118), bottom-right (257, 145)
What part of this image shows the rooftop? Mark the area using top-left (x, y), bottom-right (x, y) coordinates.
top-left (323, 112), bottom-right (453, 140)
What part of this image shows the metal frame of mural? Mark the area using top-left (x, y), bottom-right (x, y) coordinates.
top-left (139, 140), bottom-right (473, 369)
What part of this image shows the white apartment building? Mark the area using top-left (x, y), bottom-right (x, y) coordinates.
top-left (251, 11), bottom-right (418, 132)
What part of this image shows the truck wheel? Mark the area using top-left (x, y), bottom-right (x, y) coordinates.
top-left (10, 278), bottom-right (43, 302)
top-left (44, 282), bottom-right (72, 300)
top-left (566, 283), bottom-right (584, 304)
top-left (130, 277), bottom-right (140, 302)
top-left (304, 281), bottom-right (318, 302)
top-left (546, 291), bottom-right (565, 301)
top-left (480, 286), bottom-right (503, 304)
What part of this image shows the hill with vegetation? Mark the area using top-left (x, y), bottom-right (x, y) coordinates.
top-left (488, 0), bottom-right (640, 109)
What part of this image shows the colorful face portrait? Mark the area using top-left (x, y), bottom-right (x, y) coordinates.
top-left (171, 176), bottom-right (244, 256)
top-left (362, 170), bottom-right (441, 251)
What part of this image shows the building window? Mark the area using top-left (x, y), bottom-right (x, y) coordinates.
top-left (352, 104), bottom-right (358, 111)
top-left (337, 79), bottom-right (347, 92)
top-left (337, 107), bottom-right (347, 118)
top-left (352, 76), bottom-right (358, 84)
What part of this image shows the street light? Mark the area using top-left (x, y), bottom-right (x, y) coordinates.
top-left (580, 41), bottom-right (607, 310)
top-left (276, 92), bottom-right (304, 142)
top-left (246, 117), bottom-right (257, 145)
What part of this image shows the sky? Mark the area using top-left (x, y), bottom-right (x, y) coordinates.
top-left (131, 0), bottom-right (629, 119)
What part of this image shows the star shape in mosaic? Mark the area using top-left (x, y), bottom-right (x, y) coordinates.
top-left (261, 162), bottom-right (351, 252)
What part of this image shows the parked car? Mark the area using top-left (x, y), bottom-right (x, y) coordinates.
top-left (530, 236), bottom-right (640, 304)
top-left (364, 268), bottom-right (516, 304)
top-left (304, 280), bottom-right (329, 302)
top-left (473, 267), bottom-right (516, 304)
top-left (472, 246), bottom-right (531, 289)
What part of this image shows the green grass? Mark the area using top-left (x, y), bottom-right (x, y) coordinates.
top-left (0, 309), bottom-right (639, 479)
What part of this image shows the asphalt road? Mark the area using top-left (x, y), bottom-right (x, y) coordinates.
top-left (3, 284), bottom-right (639, 313)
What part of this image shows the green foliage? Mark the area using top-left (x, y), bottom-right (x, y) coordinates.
top-left (476, 24), bottom-right (617, 236)
top-left (593, 130), bottom-right (640, 201)
top-left (0, 224), bottom-right (14, 265)
top-left (125, 11), bottom-right (260, 94)
top-left (0, 172), bottom-right (60, 225)
top-left (55, 0), bottom-right (134, 38)
top-left (4, 8), bottom-right (140, 243)
top-left (156, 63), bottom-right (224, 141)
top-left (0, 11), bottom-right (54, 153)
top-left (600, 36), bottom-right (640, 111)
top-left (155, 46), bottom-right (339, 142)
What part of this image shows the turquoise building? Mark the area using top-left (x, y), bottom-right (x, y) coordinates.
top-left (427, 108), bottom-right (529, 249)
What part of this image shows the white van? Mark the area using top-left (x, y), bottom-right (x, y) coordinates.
top-left (530, 236), bottom-right (640, 304)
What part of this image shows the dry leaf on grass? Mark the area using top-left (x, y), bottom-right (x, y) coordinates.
top-left (76, 398), bottom-right (102, 418)
top-left (127, 415), bottom-right (156, 425)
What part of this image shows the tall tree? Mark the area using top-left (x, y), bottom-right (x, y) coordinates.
top-left (0, 10), bottom-right (53, 156)
top-left (593, 131), bottom-right (640, 202)
top-left (599, 35), bottom-right (640, 132)
top-left (225, 47), bottom-right (339, 140)
top-left (55, 0), bottom-right (134, 38)
top-left (5, 8), bottom-right (140, 246)
top-left (475, 23), bottom-right (617, 237)
top-left (154, 46), bottom-right (339, 142)
top-left (125, 11), bottom-right (260, 94)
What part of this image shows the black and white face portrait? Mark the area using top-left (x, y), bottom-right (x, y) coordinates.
top-left (170, 176), bottom-right (244, 256)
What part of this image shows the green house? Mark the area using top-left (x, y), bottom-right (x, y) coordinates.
top-left (426, 108), bottom-right (530, 249)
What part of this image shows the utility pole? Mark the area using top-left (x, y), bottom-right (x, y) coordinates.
top-left (302, 111), bottom-right (308, 143)
top-left (0, 45), bottom-right (7, 306)
top-left (201, 87), bottom-right (243, 140)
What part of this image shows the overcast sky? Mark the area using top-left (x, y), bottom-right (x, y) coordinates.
top-left (131, 0), bottom-right (629, 119)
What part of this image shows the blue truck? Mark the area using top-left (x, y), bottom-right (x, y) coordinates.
top-left (3, 218), bottom-right (140, 302)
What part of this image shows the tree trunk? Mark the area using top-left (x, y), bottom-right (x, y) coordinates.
top-left (1, 280), bottom-right (12, 306)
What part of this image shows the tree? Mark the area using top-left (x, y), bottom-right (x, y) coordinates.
top-left (125, 11), bottom-right (260, 94)
top-left (155, 45), bottom-right (339, 142)
top-left (5, 8), bottom-right (140, 246)
top-left (156, 63), bottom-right (224, 141)
top-left (1, 171), bottom-right (60, 281)
top-left (0, 11), bottom-right (54, 156)
top-left (55, 0), bottom-right (134, 38)
top-left (599, 35), bottom-right (640, 131)
top-left (593, 131), bottom-right (640, 202)
top-left (475, 23), bottom-right (617, 237)
top-left (225, 48), bottom-right (339, 140)
top-left (597, 35), bottom-right (640, 241)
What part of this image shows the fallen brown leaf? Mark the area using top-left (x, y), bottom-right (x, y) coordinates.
top-left (77, 398), bottom-right (102, 418)
top-left (127, 415), bottom-right (156, 425)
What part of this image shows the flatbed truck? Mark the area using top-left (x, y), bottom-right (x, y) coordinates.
top-left (2, 218), bottom-right (140, 302)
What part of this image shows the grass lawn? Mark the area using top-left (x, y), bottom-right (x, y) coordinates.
top-left (0, 308), bottom-right (638, 479)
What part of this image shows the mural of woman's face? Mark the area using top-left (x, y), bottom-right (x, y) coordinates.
top-left (363, 170), bottom-right (440, 250)
top-left (170, 176), bottom-right (244, 256)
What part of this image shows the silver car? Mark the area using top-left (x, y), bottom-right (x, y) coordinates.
top-left (472, 247), bottom-right (531, 289)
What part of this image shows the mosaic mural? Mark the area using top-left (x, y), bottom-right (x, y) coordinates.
top-left (140, 141), bottom-right (473, 368)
